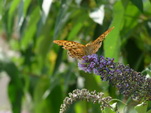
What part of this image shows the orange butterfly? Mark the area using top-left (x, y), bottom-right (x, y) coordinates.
top-left (53, 27), bottom-right (114, 59)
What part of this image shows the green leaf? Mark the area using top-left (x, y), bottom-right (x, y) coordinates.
top-left (103, 107), bottom-right (116, 113)
top-left (35, 18), bottom-right (53, 58)
top-left (135, 102), bottom-right (148, 113)
top-left (147, 109), bottom-right (151, 113)
top-left (142, 64), bottom-right (151, 76)
top-left (143, 0), bottom-right (151, 15)
top-left (75, 102), bottom-right (87, 113)
top-left (21, 7), bottom-right (40, 50)
top-left (68, 12), bottom-right (88, 41)
top-left (8, 81), bottom-right (23, 113)
top-left (53, 0), bottom-right (73, 40)
top-left (8, 0), bottom-right (20, 35)
top-left (2, 61), bottom-right (24, 113)
top-left (80, 72), bottom-right (101, 91)
top-left (130, 0), bottom-right (143, 12)
top-left (33, 76), bottom-right (50, 113)
top-left (68, 22), bottom-right (83, 40)
top-left (123, 3), bottom-right (140, 34)
top-left (8, 0), bottom-right (20, 16)
top-left (37, 0), bottom-right (43, 9)
top-left (0, 0), bottom-right (3, 16)
top-left (48, 85), bottom-right (63, 113)
top-left (104, 1), bottom-right (124, 61)
top-left (23, 0), bottom-right (31, 16)
top-left (52, 47), bottom-right (63, 76)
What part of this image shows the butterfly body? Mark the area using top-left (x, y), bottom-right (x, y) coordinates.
top-left (53, 27), bottom-right (114, 59)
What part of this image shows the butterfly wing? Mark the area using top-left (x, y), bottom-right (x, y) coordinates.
top-left (53, 27), bottom-right (114, 59)
top-left (53, 40), bottom-right (86, 59)
top-left (67, 48), bottom-right (85, 59)
top-left (53, 40), bottom-right (85, 49)
top-left (85, 27), bottom-right (114, 54)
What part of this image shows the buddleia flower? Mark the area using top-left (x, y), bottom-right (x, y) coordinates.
top-left (59, 89), bottom-right (113, 113)
top-left (78, 54), bottom-right (151, 101)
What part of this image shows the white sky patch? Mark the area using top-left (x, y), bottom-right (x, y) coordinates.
top-left (89, 5), bottom-right (105, 25)
top-left (136, 102), bottom-right (145, 107)
top-left (148, 21), bottom-right (151, 28)
top-left (77, 76), bottom-right (85, 88)
top-left (42, 0), bottom-right (53, 17)
top-left (75, 0), bottom-right (82, 5)
top-left (110, 102), bottom-right (117, 109)
top-left (43, 89), bottom-right (50, 99)
top-left (18, 16), bottom-right (24, 28)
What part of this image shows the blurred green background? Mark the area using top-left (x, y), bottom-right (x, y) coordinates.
top-left (0, 0), bottom-right (151, 113)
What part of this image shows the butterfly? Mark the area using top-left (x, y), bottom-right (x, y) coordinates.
top-left (53, 27), bottom-right (114, 59)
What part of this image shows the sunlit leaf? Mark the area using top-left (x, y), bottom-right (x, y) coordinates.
top-left (8, 0), bottom-right (20, 34)
top-left (103, 107), bottom-right (116, 113)
top-left (21, 7), bottom-right (40, 50)
top-left (68, 23), bottom-right (83, 40)
top-left (104, 1), bottom-right (124, 61)
top-left (142, 64), bottom-right (151, 77)
top-left (135, 102), bottom-right (148, 113)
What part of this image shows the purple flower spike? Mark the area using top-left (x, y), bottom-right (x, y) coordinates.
top-left (78, 54), bottom-right (151, 101)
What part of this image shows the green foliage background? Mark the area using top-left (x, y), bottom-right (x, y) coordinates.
top-left (0, 0), bottom-right (151, 113)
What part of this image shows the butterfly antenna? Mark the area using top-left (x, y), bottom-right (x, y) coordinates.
top-left (104, 26), bottom-right (114, 36)
top-left (81, 39), bottom-right (88, 44)
top-left (98, 26), bottom-right (114, 40)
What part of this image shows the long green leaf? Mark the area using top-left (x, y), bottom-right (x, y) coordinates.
top-left (104, 1), bottom-right (124, 61)
top-left (53, 0), bottom-right (73, 40)
top-left (135, 102), bottom-right (148, 113)
top-left (2, 61), bottom-right (23, 113)
top-left (23, 0), bottom-right (31, 16)
top-left (21, 7), bottom-right (40, 50)
top-left (8, 0), bottom-right (20, 35)
top-left (52, 47), bottom-right (63, 76)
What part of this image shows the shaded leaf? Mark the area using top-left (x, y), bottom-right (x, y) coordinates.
top-left (53, 0), bottom-right (73, 40)
top-left (48, 85), bottom-right (63, 113)
top-left (37, 0), bottom-right (43, 9)
top-left (122, 3), bottom-right (140, 34)
top-left (147, 109), bottom-right (151, 113)
top-left (23, 0), bottom-right (31, 16)
top-left (80, 71), bottom-right (101, 92)
top-left (2, 61), bottom-right (24, 113)
top-left (130, 0), bottom-right (143, 12)
top-left (52, 47), bottom-right (63, 76)
top-left (33, 76), bottom-right (50, 113)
